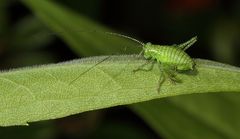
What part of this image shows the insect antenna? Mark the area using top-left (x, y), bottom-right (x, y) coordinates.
top-left (100, 32), bottom-right (146, 58)
top-left (38, 29), bottom-right (145, 47)
top-left (104, 32), bottom-right (145, 47)
top-left (69, 56), bottom-right (111, 85)
top-left (39, 29), bottom-right (144, 44)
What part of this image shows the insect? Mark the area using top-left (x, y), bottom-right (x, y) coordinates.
top-left (60, 31), bottom-right (197, 92)
top-left (105, 33), bottom-right (197, 92)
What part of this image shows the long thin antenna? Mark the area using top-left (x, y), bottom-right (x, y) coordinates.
top-left (104, 32), bottom-right (145, 47)
top-left (41, 29), bottom-right (145, 47)
top-left (69, 56), bottom-right (111, 85)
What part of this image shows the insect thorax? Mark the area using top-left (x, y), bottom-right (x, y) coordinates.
top-left (143, 42), bottom-right (153, 59)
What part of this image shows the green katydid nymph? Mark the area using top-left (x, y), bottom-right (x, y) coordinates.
top-left (104, 33), bottom-right (197, 92)
top-left (68, 31), bottom-right (197, 92)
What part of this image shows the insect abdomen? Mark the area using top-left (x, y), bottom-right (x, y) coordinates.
top-left (144, 45), bottom-right (194, 70)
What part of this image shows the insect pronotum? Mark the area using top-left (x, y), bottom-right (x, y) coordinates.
top-left (68, 32), bottom-right (197, 92)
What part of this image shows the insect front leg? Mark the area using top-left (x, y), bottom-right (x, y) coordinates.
top-left (157, 64), bottom-right (166, 93)
top-left (133, 59), bottom-right (155, 72)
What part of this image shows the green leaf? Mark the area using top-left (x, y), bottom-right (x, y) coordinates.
top-left (0, 56), bottom-right (239, 126)
top-left (22, 0), bottom-right (140, 56)
top-left (132, 93), bottom-right (240, 139)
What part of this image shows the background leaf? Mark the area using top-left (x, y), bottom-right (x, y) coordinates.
top-left (132, 93), bottom-right (240, 139)
top-left (22, 0), bottom-right (140, 56)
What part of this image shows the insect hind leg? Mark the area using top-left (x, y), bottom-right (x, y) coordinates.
top-left (157, 66), bottom-right (166, 93)
top-left (157, 64), bottom-right (182, 92)
top-left (178, 36), bottom-right (197, 51)
top-left (164, 66), bottom-right (182, 84)
top-left (167, 71), bottom-right (182, 84)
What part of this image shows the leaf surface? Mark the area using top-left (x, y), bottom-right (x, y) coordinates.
top-left (0, 56), bottom-right (239, 126)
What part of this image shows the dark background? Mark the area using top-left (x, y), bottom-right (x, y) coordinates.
top-left (0, 0), bottom-right (239, 139)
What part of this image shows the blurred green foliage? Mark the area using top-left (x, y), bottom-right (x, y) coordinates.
top-left (0, 0), bottom-right (239, 139)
